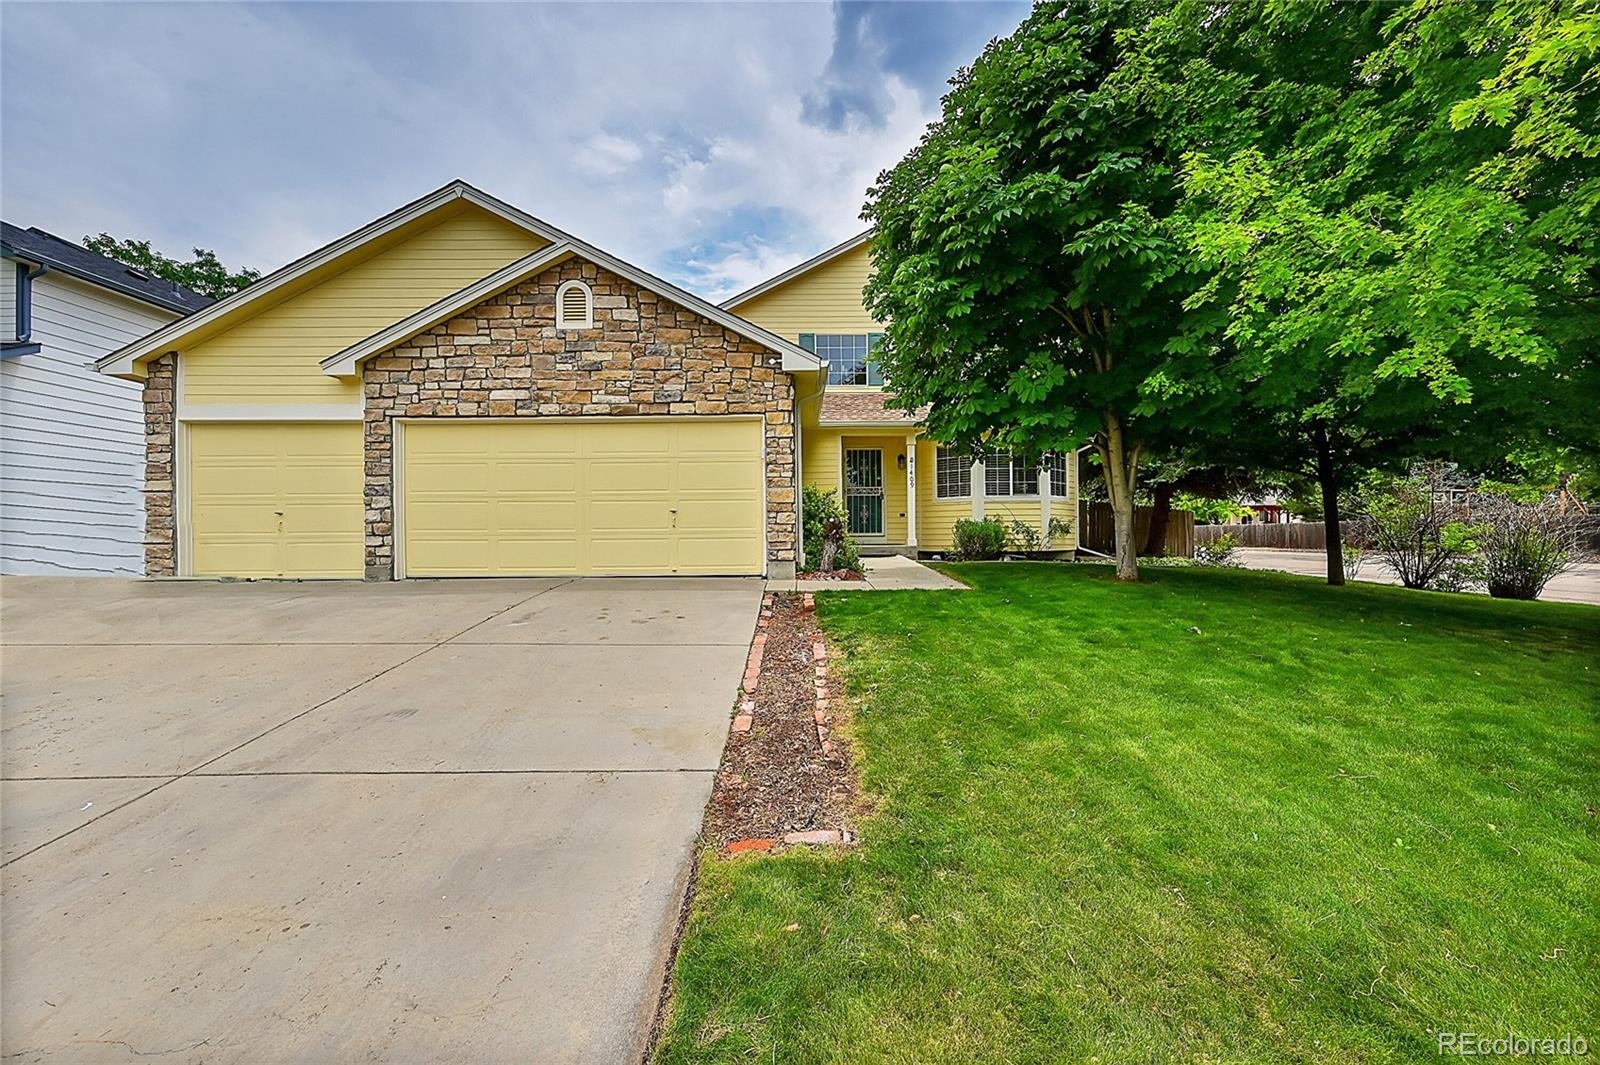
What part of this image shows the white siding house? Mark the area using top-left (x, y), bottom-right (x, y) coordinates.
top-left (2, 225), bottom-right (211, 575)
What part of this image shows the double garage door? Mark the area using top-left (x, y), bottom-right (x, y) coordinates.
top-left (187, 419), bottom-right (765, 578)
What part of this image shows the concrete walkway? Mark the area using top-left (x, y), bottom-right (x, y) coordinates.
top-left (1, 575), bottom-right (763, 1064)
top-left (1234, 548), bottom-right (1600, 606)
top-left (766, 554), bottom-right (967, 593)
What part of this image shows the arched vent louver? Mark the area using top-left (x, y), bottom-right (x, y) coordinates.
top-left (556, 280), bottom-right (594, 330)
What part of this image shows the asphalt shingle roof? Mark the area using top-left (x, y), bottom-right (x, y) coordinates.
top-left (819, 391), bottom-right (928, 424)
top-left (1, 222), bottom-right (213, 315)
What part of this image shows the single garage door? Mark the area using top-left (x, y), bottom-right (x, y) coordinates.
top-left (187, 422), bottom-right (364, 578)
top-left (402, 419), bottom-right (765, 577)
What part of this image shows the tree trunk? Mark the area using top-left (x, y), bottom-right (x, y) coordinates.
top-left (1312, 419), bottom-right (1345, 586)
top-left (1143, 482), bottom-right (1174, 557)
top-left (1097, 410), bottom-right (1141, 581)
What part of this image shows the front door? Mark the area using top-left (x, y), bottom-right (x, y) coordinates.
top-left (844, 448), bottom-right (885, 538)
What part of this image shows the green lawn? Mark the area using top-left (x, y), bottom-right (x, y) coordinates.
top-left (658, 564), bottom-right (1599, 1064)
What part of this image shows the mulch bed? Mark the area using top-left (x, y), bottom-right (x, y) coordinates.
top-left (703, 593), bottom-right (864, 853)
top-left (795, 568), bottom-right (865, 581)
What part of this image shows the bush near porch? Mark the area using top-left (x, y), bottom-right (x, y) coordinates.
top-left (658, 565), bottom-right (1598, 1063)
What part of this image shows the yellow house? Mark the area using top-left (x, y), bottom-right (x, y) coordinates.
top-left (725, 233), bottom-right (1078, 556)
top-left (98, 182), bottom-right (822, 580)
top-left (95, 184), bottom-right (1073, 582)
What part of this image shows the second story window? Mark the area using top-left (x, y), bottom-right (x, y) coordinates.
top-left (802, 332), bottom-right (885, 386)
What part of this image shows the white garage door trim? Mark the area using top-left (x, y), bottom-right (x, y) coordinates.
top-left (393, 415), bottom-right (768, 579)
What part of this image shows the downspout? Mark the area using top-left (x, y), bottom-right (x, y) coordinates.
top-left (4, 260), bottom-right (47, 353)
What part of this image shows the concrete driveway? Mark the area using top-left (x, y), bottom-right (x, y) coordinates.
top-left (1, 575), bottom-right (761, 1063)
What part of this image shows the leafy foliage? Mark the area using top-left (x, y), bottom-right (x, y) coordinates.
top-left (801, 485), bottom-right (860, 574)
top-left (1353, 472), bottom-right (1485, 590)
top-left (81, 233), bottom-right (260, 300)
top-left (861, 1), bottom-right (1239, 581)
top-left (1193, 533), bottom-right (1243, 568)
top-left (950, 519), bottom-right (1009, 561)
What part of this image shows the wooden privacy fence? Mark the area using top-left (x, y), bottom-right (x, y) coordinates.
top-left (1196, 522), bottom-right (1327, 550)
top-left (1078, 503), bottom-right (1195, 558)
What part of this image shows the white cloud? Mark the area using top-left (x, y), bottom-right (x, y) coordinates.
top-left (0, 3), bottom-right (1015, 298)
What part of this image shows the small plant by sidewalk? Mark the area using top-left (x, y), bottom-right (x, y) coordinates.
top-left (801, 485), bottom-right (861, 577)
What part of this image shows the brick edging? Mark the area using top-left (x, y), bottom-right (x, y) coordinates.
top-left (724, 591), bottom-right (853, 855)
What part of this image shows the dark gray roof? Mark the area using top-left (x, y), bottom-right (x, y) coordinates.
top-left (0, 222), bottom-right (213, 315)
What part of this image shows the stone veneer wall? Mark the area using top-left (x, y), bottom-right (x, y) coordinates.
top-left (361, 259), bottom-right (797, 579)
top-left (142, 353), bottom-right (177, 577)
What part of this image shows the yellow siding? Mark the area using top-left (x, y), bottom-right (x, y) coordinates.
top-left (182, 206), bottom-right (545, 407)
top-left (732, 242), bottom-right (880, 341)
top-left (915, 440), bottom-right (970, 551)
top-left (402, 418), bottom-right (764, 577)
top-left (912, 441), bottom-right (1079, 552)
top-left (188, 422), bottom-right (364, 578)
top-left (803, 426), bottom-right (844, 496)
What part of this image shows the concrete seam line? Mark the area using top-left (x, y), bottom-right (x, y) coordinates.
top-left (0, 579), bottom-right (579, 869)
top-left (3, 769), bottom-right (721, 780)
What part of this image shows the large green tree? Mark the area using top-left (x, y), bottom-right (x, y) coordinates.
top-left (862, 1), bottom-right (1236, 580)
top-left (82, 234), bottom-right (259, 300)
top-left (1162, 0), bottom-right (1598, 581)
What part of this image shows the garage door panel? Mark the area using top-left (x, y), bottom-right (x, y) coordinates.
top-left (494, 461), bottom-right (579, 493)
top-left (188, 423), bottom-right (364, 579)
top-left (406, 460), bottom-right (496, 494)
top-left (407, 500), bottom-right (492, 532)
top-left (677, 460), bottom-right (759, 493)
top-left (402, 419), bottom-right (764, 577)
top-left (495, 500), bottom-right (580, 531)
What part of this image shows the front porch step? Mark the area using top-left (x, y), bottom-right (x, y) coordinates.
top-left (857, 544), bottom-right (916, 558)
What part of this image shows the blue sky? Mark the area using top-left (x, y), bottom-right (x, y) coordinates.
top-left (1, 1), bottom-right (1025, 300)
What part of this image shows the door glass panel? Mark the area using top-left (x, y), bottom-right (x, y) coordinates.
top-left (844, 449), bottom-right (884, 536)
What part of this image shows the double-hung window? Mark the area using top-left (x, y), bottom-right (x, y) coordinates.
top-left (802, 332), bottom-right (885, 386)
top-left (1048, 453), bottom-right (1069, 498)
top-left (935, 447), bottom-right (971, 499)
top-left (984, 450), bottom-right (1039, 497)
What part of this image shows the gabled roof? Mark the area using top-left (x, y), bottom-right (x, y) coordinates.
top-left (719, 229), bottom-right (874, 310)
top-left (321, 236), bottom-right (821, 376)
top-left (1, 222), bottom-right (212, 314)
top-left (98, 179), bottom-right (820, 377)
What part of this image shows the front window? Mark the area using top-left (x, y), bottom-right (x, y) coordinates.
top-left (935, 447), bottom-right (971, 499)
top-left (1048, 453), bottom-right (1069, 498)
top-left (807, 333), bottom-right (884, 386)
top-left (984, 450), bottom-right (1038, 497)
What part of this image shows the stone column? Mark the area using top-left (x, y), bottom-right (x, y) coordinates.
top-left (143, 353), bottom-right (177, 577)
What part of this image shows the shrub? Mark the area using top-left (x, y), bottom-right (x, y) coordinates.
top-left (1341, 543), bottom-right (1366, 581)
top-left (1356, 474), bottom-right (1482, 590)
top-left (801, 485), bottom-right (860, 573)
top-left (951, 518), bottom-right (1009, 561)
top-left (1046, 516), bottom-right (1073, 549)
top-left (1007, 520), bottom-right (1041, 552)
top-left (1475, 494), bottom-right (1583, 600)
top-left (1194, 532), bottom-right (1242, 567)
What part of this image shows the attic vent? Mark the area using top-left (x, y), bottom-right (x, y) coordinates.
top-left (556, 280), bottom-right (594, 330)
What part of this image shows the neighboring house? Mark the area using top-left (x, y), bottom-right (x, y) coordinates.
top-left (724, 232), bottom-right (1078, 556)
top-left (2, 224), bottom-right (211, 575)
top-left (1240, 496), bottom-right (1295, 524)
top-left (97, 181), bottom-right (820, 580)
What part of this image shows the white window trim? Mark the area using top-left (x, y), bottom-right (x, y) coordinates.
top-left (555, 279), bottom-right (594, 330)
top-left (985, 450), bottom-right (1040, 499)
top-left (935, 446), bottom-right (972, 500)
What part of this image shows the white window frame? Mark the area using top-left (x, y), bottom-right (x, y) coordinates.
top-left (555, 279), bottom-right (594, 330)
top-left (935, 447), bottom-right (971, 499)
top-left (1048, 453), bottom-right (1069, 498)
top-left (985, 450), bottom-right (1038, 498)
